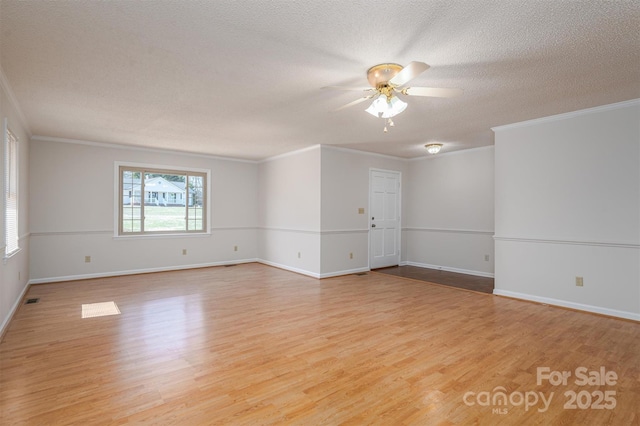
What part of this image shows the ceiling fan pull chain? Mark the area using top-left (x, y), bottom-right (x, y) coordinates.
top-left (383, 118), bottom-right (396, 133)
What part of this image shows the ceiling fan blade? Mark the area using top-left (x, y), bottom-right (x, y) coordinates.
top-left (389, 61), bottom-right (430, 87)
top-left (333, 94), bottom-right (377, 111)
top-left (323, 86), bottom-right (374, 92)
top-left (401, 87), bottom-right (463, 98)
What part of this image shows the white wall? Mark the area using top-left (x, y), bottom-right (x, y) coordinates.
top-left (29, 138), bottom-right (259, 282)
top-left (405, 147), bottom-right (495, 277)
top-left (257, 145), bottom-right (408, 278)
top-left (0, 72), bottom-right (31, 335)
top-left (258, 146), bottom-right (321, 276)
top-left (320, 146), bottom-right (407, 277)
top-left (494, 99), bottom-right (640, 320)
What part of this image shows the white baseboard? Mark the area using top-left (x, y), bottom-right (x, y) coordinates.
top-left (257, 259), bottom-right (320, 278)
top-left (493, 289), bottom-right (639, 322)
top-left (245, 260), bottom-right (369, 279)
top-left (30, 259), bottom-right (370, 288)
top-left (319, 267), bottom-right (370, 279)
top-left (0, 281), bottom-right (30, 338)
top-left (404, 261), bottom-right (495, 278)
top-left (28, 259), bottom-right (259, 285)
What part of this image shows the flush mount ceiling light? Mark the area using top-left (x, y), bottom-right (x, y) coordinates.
top-left (425, 143), bottom-right (443, 154)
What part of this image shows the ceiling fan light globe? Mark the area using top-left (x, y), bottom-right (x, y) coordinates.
top-left (365, 96), bottom-right (407, 118)
top-left (365, 97), bottom-right (385, 117)
top-left (386, 96), bottom-right (407, 118)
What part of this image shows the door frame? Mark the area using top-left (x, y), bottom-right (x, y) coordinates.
top-left (368, 168), bottom-right (402, 270)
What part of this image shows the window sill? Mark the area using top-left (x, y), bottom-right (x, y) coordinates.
top-left (3, 247), bottom-right (21, 263)
top-left (113, 233), bottom-right (211, 240)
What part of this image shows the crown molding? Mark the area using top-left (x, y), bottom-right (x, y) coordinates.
top-left (492, 98), bottom-right (640, 132)
top-left (30, 135), bottom-right (259, 164)
top-left (0, 66), bottom-right (32, 137)
top-left (321, 144), bottom-right (408, 162)
top-left (409, 144), bottom-right (494, 162)
top-left (259, 144), bottom-right (321, 163)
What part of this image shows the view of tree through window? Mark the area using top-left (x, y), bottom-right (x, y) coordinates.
top-left (119, 166), bottom-right (206, 235)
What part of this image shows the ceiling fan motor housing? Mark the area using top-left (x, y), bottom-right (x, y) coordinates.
top-left (366, 63), bottom-right (403, 88)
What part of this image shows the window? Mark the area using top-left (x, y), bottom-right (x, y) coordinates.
top-left (4, 120), bottom-right (19, 257)
top-left (118, 165), bottom-right (207, 235)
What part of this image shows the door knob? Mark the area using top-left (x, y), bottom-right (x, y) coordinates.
top-left (371, 224), bottom-right (376, 228)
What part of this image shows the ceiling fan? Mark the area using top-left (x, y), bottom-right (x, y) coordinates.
top-left (325, 61), bottom-right (462, 132)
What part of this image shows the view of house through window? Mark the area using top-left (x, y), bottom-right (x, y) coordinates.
top-left (119, 166), bottom-right (206, 235)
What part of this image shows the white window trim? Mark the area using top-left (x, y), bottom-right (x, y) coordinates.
top-left (4, 118), bottom-right (20, 260)
top-left (113, 161), bottom-right (211, 238)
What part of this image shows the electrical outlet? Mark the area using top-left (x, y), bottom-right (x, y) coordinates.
top-left (298, 252), bottom-right (301, 258)
top-left (575, 276), bottom-right (584, 287)
top-left (349, 252), bottom-right (353, 259)
top-left (484, 254), bottom-right (490, 262)
top-left (85, 256), bottom-right (91, 263)
top-left (18, 271), bottom-right (21, 280)
top-left (182, 249), bottom-right (187, 255)
top-left (234, 245), bottom-right (238, 251)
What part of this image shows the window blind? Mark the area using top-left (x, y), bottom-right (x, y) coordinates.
top-left (5, 121), bottom-right (19, 257)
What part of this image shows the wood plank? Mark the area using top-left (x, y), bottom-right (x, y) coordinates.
top-left (1, 263), bottom-right (638, 424)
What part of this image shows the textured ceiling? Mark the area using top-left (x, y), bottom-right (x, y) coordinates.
top-left (1, 1), bottom-right (639, 160)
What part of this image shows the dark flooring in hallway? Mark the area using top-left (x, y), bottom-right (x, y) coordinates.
top-left (373, 265), bottom-right (494, 294)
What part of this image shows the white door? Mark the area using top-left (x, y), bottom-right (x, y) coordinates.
top-left (369, 169), bottom-right (401, 269)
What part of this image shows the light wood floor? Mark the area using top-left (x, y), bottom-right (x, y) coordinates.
top-left (1, 263), bottom-right (638, 425)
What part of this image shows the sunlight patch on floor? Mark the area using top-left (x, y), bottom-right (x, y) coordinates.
top-left (82, 301), bottom-right (121, 318)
